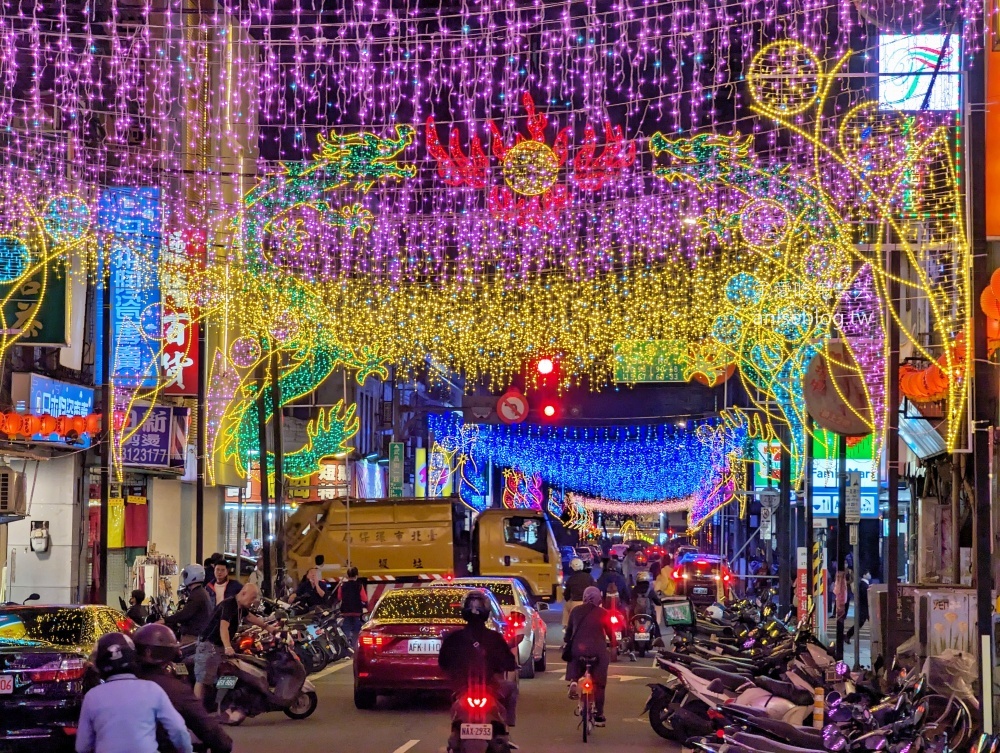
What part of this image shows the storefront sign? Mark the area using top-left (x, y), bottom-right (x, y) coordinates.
top-left (121, 405), bottom-right (188, 469)
top-left (11, 372), bottom-right (95, 448)
top-left (0, 258), bottom-right (68, 345)
top-left (613, 340), bottom-right (688, 382)
top-left (389, 442), bottom-right (404, 497)
top-left (161, 229), bottom-right (202, 395)
top-left (97, 188), bottom-right (162, 387)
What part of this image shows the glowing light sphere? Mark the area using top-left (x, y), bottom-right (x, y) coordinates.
top-left (747, 40), bottom-right (821, 116)
top-left (542, 404), bottom-right (556, 417)
top-left (0, 237), bottom-right (29, 282)
top-left (231, 337), bottom-right (261, 367)
top-left (739, 200), bottom-right (790, 249)
top-left (42, 195), bottom-right (91, 245)
top-left (725, 273), bottom-right (762, 307)
top-left (503, 141), bottom-right (560, 196)
top-left (537, 358), bottom-right (554, 375)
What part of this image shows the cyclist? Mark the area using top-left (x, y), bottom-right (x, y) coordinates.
top-left (439, 590), bottom-right (519, 746)
top-left (562, 557), bottom-right (595, 629)
top-left (564, 586), bottom-right (616, 727)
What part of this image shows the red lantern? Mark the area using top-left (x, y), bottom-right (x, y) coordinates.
top-left (70, 416), bottom-right (87, 435)
top-left (22, 415), bottom-right (40, 435)
top-left (2, 413), bottom-right (22, 437)
top-left (86, 413), bottom-right (101, 434)
top-left (52, 417), bottom-right (68, 437)
top-left (982, 287), bottom-right (1000, 320)
top-left (39, 414), bottom-right (57, 435)
top-left (990, 268), bottom-right (1000, 301)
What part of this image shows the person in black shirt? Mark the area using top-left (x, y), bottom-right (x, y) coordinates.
top-left (439, 591), bottom-right (519, 731)
top-left (562, 558), bottom-right (597, 629)
top-left (193, 583), bottom-right (274, 700)
top-left (126, 589), bottom-right (149, 625)
top-left (335, 567), bottom-right (368, 648)
top-left (163, 565), bottom-right (214, 645)
top-left (564, 586), bottom-right (616, 727)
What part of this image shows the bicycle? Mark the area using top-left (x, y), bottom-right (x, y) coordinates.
top-left (573, 655), bottom-right (600, 743)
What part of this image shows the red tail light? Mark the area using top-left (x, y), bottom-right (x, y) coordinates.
top-left (360, 634), bottom-right (387, 651)
top-left (29, 658), bottom-right (87, 683)
top-left (609, 614), bottom-right (619, 625)
top-left (672, 568), bottom-right (683, 580)
top-left (580, 677), bottom-right (594, 693)
top-left (238, 636), bottom-right (255, 651)
top-left (509, 612), bottom-right (526, 629)
top-left (465, 695), bottom-right (491, 710)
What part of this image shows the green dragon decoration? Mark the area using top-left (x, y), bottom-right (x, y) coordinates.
top-left (219, 125), bottom-right (415, 481)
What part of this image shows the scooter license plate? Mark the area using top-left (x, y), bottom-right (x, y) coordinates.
top-left (635, 632), bottom-right (651, 641)
top-left (460, 723), bottom-right (493, 740)
top-left (614, 631), bottom-right (622, 641)
top-left (216, 675), bottom-right (238, 689)
top-left (171, 663), bottom-right (188, 676)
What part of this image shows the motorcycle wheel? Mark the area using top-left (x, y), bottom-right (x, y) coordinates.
top-left (218, 696), bottom-right (247, 727)
top-left (533, 651), bottom-right (546, 673)
top-left (518, 656), bottom-right (535, 679)
top-left (294, 645), bottom-right (325, 674)
top-left (647, 693), bottom-right (675, 741)
top-left (283, 690), bottom-right (318, 720)
top-left (638, 647), bottom-right (647, 659)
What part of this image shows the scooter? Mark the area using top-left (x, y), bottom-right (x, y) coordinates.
top-left (215, 631), bottom-right (318, 725)
top-left (629, 613), bottom-right (656, 659)
top-left (446, 689), bottom-right (511, 753)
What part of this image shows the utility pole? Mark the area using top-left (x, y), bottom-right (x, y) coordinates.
top-left (270, 350), bottom-right (285, 591)
top-left (97, 256), bottom-right (111, 606)
top-left (195, 316), bottom-right (206, 564)
top-left (778, 425), bottom-right (792, 616)
top-left (835, 433), bottom-right (848, 661)
top-left (968, 22), bottom-right (995, 731)
top-left (255, 354), bottom-right (272, 598)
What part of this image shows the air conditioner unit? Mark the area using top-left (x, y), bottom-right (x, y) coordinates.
top-left (0, 468), bottom-right (27, 517)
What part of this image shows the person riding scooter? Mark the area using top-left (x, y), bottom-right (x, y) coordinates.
top-left (439, 590), bottom-right (519, 751)
top-left (133, 623), bottom-right (233, 753)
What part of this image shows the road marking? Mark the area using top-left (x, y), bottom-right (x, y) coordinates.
top-left (392, 741), bottom-right (420, 753)
top-left (612, 675), bottom-right (648, 682)
top-left (311, 660), bottom-right (351, 681)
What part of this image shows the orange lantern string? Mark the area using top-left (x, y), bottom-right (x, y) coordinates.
top-left (38, 414), bottom-right (58, 435)
top-left (981, 287), bottom-right (1000, 320)
top-left (85, 413), bottom-right (101, 434)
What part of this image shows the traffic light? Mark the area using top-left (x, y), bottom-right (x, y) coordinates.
top-left (530, 356), bottom-right (560, 421)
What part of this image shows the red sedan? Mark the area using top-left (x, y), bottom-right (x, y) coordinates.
top-left (354, 586), bottom-right (512, 709)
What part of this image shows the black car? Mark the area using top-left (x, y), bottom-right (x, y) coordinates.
top-left (0, 604), bottom-right (136, 750)
top-left (669, 553), bottom-right (735, 606)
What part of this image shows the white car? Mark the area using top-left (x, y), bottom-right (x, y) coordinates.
top-left (610, 544), bottom-right (629, 561)
top-left (443, 577), bottom-right (549, 679)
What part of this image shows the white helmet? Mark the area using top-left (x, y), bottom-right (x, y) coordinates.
top-left (180, 564), bottom-right (205, 588)
top-left (637, 571), bottom-right (652, 583)
top-left (705, 603), bottom-right (725, 622)
top-left (569, 557), bottom-right (584, 572)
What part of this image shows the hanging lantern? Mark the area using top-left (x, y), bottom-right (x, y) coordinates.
top-left (22, 414), bottom-right (40, 435)
top-left (2, 412), bottom-right (23, 437)
top-left (70, 416), bottom-right (87, 435)
top-left (86, 413), bottom-right (101, 434)
top-left (39, 414), bottom-right (58, 435)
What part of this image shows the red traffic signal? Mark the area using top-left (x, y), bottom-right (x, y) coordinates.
top-left (540, 401), bottom-right (559, 420)
top-left (537, 358), bottom-right (554, 375)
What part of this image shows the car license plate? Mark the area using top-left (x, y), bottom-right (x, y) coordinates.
top-left (693, 587), bottom-right (709, 595)
top-left (216, 675), bottom-right (237, 689)
top-left (0, 675), bottom-right (12, 694)
top-left (407, 639), bottom-right (441, 655)
top-left (460, 723), bottom-right (493, 740)
top-left (635, 632), bottom-right (651, 641)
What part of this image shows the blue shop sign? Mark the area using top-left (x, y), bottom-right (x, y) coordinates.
top-left (11, 372), bottom-right (95, 448)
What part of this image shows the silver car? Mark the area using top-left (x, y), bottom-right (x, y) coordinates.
top-left (443, 577), bottom-right (549, 679)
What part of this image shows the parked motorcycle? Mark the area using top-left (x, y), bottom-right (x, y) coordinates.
top-left (629, 613), bottom-right (656, 659)
top-left (215, 630), bottom-right (318, 725)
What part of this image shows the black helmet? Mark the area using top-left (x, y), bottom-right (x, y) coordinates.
top-left (92, 632), bottom-right (138, 677)
top-left (133, 623), bottom-right (180, 666)
top-left (461, 590), bottom-right (491, 624)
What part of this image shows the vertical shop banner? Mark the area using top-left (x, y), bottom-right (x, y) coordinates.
top-left (0, 257), bottom-right (68, 345)
top-left (121, 405), bottom-right (189, 469)
top-left (414, 447), bottom-right (427, 497)
top-left (389, 442), bottom-right (404, 497)
top-left (96, 188), bottom-right (162, 387)
top-left (161, 229), bottom-right (203, 395)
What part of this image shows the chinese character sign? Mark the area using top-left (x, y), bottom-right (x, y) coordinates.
top-left (97, 188), bottom-right (162, 387)
top-left (160, 229), bottom-right (202, 395)
top-left (121, 405), bottom-right (188, 469)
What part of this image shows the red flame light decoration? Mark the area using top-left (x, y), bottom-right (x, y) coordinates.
top-left (426, 93), bottom-right (634, 231)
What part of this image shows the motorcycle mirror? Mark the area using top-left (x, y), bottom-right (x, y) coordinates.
top-left (825, 691), bottom-right (842, 708)
top-left (22, 593), bottom-right (40, 604)
top-left (911, 701), bottom-right (927, 726)
top-left (863, 734), bottom-right (888, 751)
top-left (822, 724), bottom-right (849, 751)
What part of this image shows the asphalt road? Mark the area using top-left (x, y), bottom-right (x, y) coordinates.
top-left (228, 635), bottom-right (678, 752)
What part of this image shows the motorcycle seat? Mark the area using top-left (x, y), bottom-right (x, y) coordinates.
top-left (689, 665), bottom-right (751, 691)
top-left (725, 704), bottom-right (770, 718)
top-left (744, 716), bottom-right (824, 749)
top-left (693, 621), bottom-right (735, 637)
top-left (755, 677), bottom-right (814, 706)
top-left (729, 731), bottom-right (820, 753)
